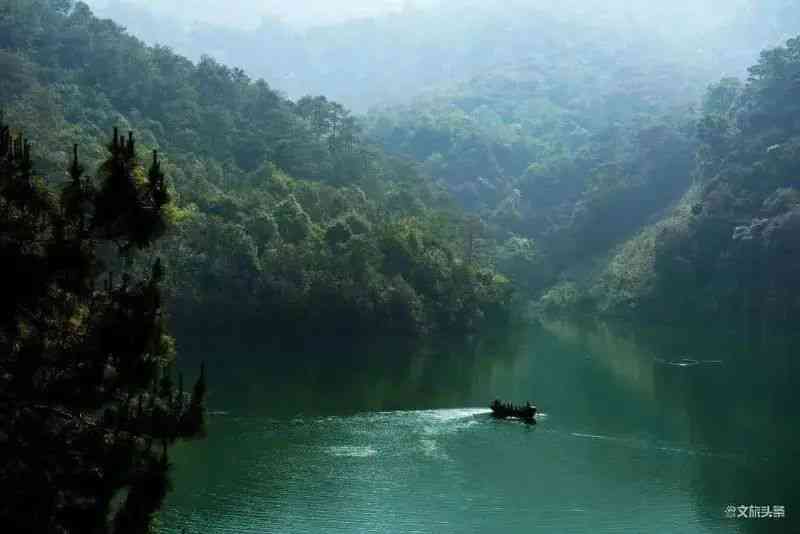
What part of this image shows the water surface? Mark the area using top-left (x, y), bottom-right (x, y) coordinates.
top-left (161, 320), bottom-right (799, 533)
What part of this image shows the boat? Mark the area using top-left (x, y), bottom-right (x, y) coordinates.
top-left (490, 399), bottom-right (537, 423)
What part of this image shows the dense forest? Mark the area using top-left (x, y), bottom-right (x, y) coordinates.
top-left (94, 0), bottom-right (800, 336)
top-left (13, 0), bottom-right (795, 338)
top-left (3, 0), bottom-right (800, 532)
top-left (0, 0), bottom-right (514, 341)
top-left (352, 7), bottom-right (800, 339)
top-left (369, 43), bottom-right (800, 337)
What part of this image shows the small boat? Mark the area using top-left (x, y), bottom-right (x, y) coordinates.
top-left (490, 399), bottom-right (537, 423)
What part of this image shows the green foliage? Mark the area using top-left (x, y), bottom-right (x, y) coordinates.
top-left (0, 0), bottom-right (513, 339)
top-left (496, 236), bottom-right (552, 294)
top-left (0, 122), bottom-right (206, 533)
top-left (163, 185), bottom-right (511, 336)
top-left (325, 219), bottom-right (352, 249)
top-left (646, 37), bottom-right (800, 327)
top-left (566, 37), bottom-right (800, 330)
top-left (274, 194), bottom-right (315, 244)
top-left (366, 60), bottom-right (698, 297)
top-left (537, 281), bottom-right (585, 314)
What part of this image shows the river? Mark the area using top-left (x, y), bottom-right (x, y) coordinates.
top-left (159, 319), bottom-right (799, 533)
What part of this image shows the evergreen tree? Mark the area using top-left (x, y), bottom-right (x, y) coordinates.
top-left (0, 115), bottom-right (207, 534)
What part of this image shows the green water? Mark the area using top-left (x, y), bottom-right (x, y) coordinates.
top-left (160, 320), bottom-right (799, 533)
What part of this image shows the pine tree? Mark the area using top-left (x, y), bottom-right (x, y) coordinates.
top-left (0, 117), bottom-right (207, 534)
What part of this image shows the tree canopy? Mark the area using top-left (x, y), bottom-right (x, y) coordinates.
top-left (0, 117), bottom-right (206, 533)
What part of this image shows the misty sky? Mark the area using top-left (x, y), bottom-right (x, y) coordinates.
top-left (86, 0), bottom-right (441, 29)
top-left (84, 0), bottom-right (765, 40)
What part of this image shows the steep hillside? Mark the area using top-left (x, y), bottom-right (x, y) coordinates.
top-left (365, 53), bottom-right (698, 296)
top-left (588, 39), bottom-right (800, 333)
top-left (362, 26), bottom-right (800, 338)
top-left (0, 0), bottom-right (512, 338)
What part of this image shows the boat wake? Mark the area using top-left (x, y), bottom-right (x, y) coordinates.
top-left (569, 431), bottom-right (743, 460)
top-left (654, 357), bottom-right (724, 368)
top-left (421, 407), bottom-right (491, 422)
top-left (325, 445), bottom-right (378, 458)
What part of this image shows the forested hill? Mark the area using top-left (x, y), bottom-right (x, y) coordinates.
top-left (354, 17), bottom-right (800, 336)
top-left (4, 1), bottom-right (799, 339)
top-left (599, 40), bottom-right (800, 332)
top-left (360, 35), bottom-right (704, 301)
top-left (0, 0), bottom-right (513, 338)
top-left (368, 36), bottom-right (800, 338)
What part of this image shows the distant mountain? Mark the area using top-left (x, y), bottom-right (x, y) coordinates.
top-left (90, 0), bottom-right (796, 111)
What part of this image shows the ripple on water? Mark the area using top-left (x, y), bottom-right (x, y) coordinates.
top-left (569, 431), bottom-right (746, 461)
top-left (323, 445), bottom-right (378, 458)
top-left (419, 438), bottom-right (450, 460)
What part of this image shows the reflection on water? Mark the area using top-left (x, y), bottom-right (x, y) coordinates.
top-left (161, 321), bottom-right (798, 534)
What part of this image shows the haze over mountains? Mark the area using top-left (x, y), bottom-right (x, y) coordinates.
top-left (87, 0), bottom-right (796, 111)
top-left (88, 0), bottom-right (440, 31)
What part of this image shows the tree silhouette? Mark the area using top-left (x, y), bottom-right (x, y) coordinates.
top-left (0, 115), bottom-right (206, 534)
